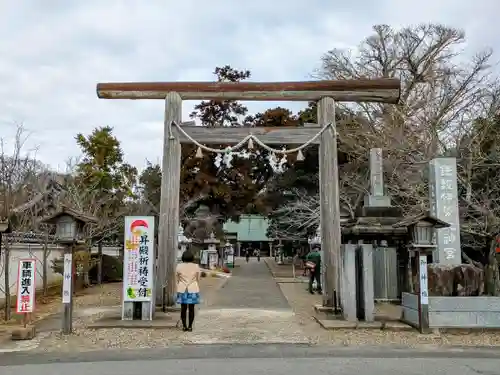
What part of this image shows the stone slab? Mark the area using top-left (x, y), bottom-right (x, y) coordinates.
top-left (364, 195), bottom-right (392, 207)
top-left (11, 325), bottom-right (36, 340)
top-left (384, 321), bottom-right (415, 331)
top-left (314, 304), bottom-right (336, 313)
top-left (158, 306), bottom-right (181, 312)
top-left (87, 312), bottom-right (178, 329)
top-left (314, 317), bottom-right (414, 331)
top-left (356, 206), bottom-right (403, 217)
top-left (275, 277), bottom-right (308, 283)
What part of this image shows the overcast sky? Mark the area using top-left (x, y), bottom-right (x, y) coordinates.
top-left (0, 1), bottom-right (499, 172)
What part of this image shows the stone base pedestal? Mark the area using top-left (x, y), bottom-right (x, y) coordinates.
top-left (122, 301), bottom-right (153, 321)
top-left (341, 244), bottom-right (357, 322)
top-left (364, 195), bottom-right (391, 207)
top-left (11, 325), bottom-right (36, 340)
top-left (357, 244), bottom-right (375, 322)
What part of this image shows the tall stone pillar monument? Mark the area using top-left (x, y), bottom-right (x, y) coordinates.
top-left (365, 148), bottom-right (391, 207)
top-left (428, 158), bottom-right (462, 265)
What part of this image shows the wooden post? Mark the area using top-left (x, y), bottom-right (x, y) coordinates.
top-left (317, 97), bottom-right (342, 309)
top-left (3, 239), bottom-right (10, 321)
top-left (62, 245), bottom-right (74, 334)
top-left (97, 242), bottom-right (103, 285)
top-left (42, 232), bottom-right (49, 296)
top-left (157, 92), bottom-right (182, 307)
top-left (417, 252), bottom-right (430, 333)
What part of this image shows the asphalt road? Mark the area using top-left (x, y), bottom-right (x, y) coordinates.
top-left (3, 357), bottom-right (500, 375)
top-left (2, 344), bottom-right (500, 374)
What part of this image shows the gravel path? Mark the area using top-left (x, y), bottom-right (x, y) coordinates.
top-left (24, 277), bottom-right (227, 352)
top-left (277, 275), bottom-right (500, 348)
top-left (5, 258), bottom-right (500, 352)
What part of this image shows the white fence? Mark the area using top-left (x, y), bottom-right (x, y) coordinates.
top-left (0, 243), bottom-right (121, 303)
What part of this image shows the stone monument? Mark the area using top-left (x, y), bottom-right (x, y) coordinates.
top-left (364, 148), bottom-right (391, 207)
top-left (428, 158), bottom-right (461, 265)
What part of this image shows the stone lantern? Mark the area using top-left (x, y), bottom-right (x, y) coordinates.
top-left (276, 240), bottom-right (284, 264)
top-left (41, 206), bottom-right (97, 245)
top-left (308, 226), bottom-right (324, 292)
top-left (203, 232), bottom-right (220, 269)
top-left (177, 225), bottom-right (192, 262)
top-left (308, 226), bottom-right (321, 248)
top-left (0, 218), bottom-right (11, 258)
top-left (394, 212), bottom-right (450, 333)
top-left (41, 205), bottom-right (97, 334)
top-left (0, 218), bottom-right (10, 233)
top-left (224, 240), bottom-right (235, 268)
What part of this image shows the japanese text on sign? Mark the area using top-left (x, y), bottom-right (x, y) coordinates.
top-left (62, 253), bottom-right (73, 304)
top-left (123, 217), bottom-right (155, 302)
top-left (16, 259), bottom-right (36, 313)
top-left (370, 148), bottom-right (384, 197)
top-left (419, 255), bottom-right (429, 305)
top-left (429, 158), bottom-right (461, 264)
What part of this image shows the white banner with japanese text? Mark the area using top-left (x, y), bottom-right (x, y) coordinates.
top-left (123, 216), bottom-right (155, 302)
top-left (16, 259), bottom-right (36, 313)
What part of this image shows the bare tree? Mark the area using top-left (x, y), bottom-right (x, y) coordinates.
top-left (269, 189), bottom-right (320, 239)
top-left (316, 24), bottom-right (494, 215)
top-left (0, 124), bottom-right (43, 320)
top-left (300, 23), bottom-right (500, 294)
top-left (453, 85), bottom-right (500, 294)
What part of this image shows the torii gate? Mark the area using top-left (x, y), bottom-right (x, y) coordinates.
top-left (96, 79), bottom-right (400, 316)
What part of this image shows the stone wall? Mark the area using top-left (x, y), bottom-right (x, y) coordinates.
top-left (413, 263), bottom-right (484, 296)
top-left (402, 292), bottom-right (500, 328)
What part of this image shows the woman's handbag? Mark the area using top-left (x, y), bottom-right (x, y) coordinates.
top-left (305, 261), bottom-right (316, 270)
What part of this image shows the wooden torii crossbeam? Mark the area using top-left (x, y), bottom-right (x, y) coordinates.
top-left (97, 79), bottom-right (400, 103)
top-left (96, 79), bottom-right (401, 318)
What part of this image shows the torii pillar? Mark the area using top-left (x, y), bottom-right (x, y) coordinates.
top-left (96, 79), bottom-right (401, 313)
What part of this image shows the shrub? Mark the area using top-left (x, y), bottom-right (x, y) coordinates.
top-left (89, 254), bottom-right (123, 283)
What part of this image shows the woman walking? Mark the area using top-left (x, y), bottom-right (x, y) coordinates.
top-left (176, 251), bottom-right (201, 331)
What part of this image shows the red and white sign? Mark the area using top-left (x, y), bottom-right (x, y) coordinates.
top-left (16, 259), bottom-right (36, 313)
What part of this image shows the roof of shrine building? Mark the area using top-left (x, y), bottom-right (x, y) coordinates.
top-left (41, 205), bottom-right (98, 225)
top-left (340, 211), bottom-right (450, 238)
top-left (392, 212), bottom-right (450, 229)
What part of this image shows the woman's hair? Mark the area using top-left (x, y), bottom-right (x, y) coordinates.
top-left (181, 250), bottom-right (195, 263)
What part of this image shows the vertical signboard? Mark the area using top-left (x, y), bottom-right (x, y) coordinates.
top-left (428, 158), bottom-right (461, 264)
top-left (62, 253), bottom-right (73, 304)
top-left (123, 216), bottom-right (155, 302)
top-left (16, 259), bottom-right (36, 313)
top-left (419, 255), bottom-right (429, 305)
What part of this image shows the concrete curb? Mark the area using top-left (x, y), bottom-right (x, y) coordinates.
top-left (264, 258), bottom-right (297, 280)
